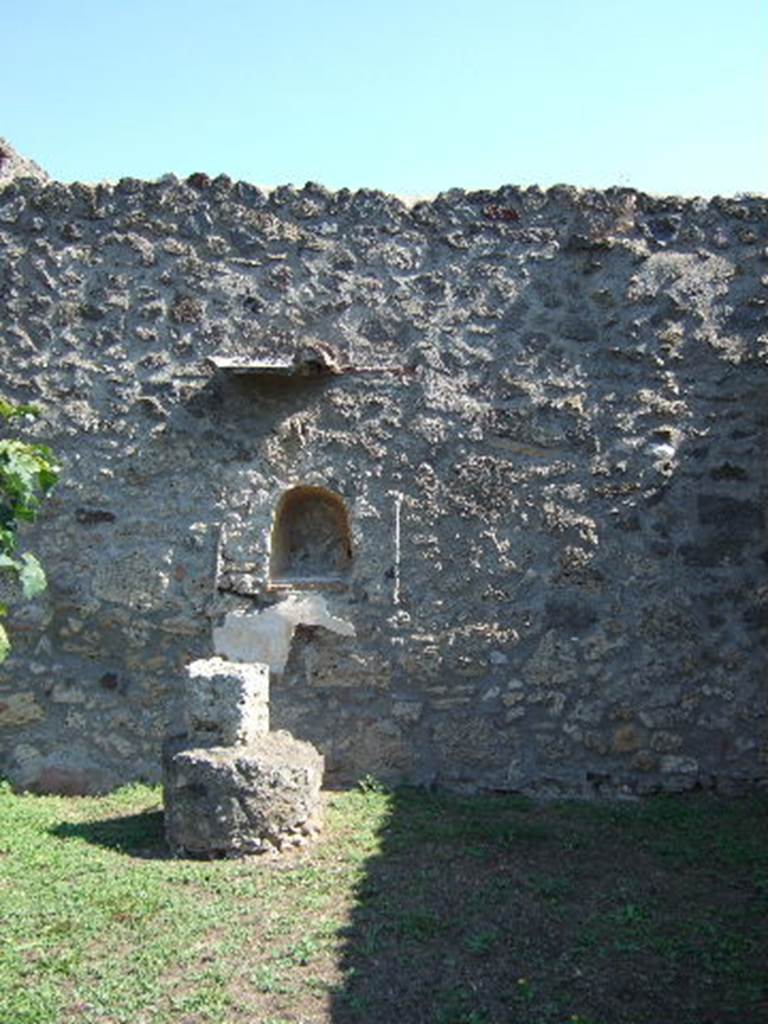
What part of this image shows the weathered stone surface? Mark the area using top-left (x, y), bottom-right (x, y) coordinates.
top-left (5, 742), bottom-right (122, 794)
top-left (612, 724), bottom-right (643, 753)
top-left (163, 731), bottom-right (324, 855)
top-left (0, 692), bottom-right (45, 727)
top-left (185, 657), bottom-right (269, 745)
top-left (34, 764), bottom-right (101, 796)
top-left (7, 743), bottom-right (43, 788)
top-left (0, 153), bottom-right (765, 798)
top-left (212, 594), bottom-right (355, 675)
top-left (0, 139), bottom-right (49, 186)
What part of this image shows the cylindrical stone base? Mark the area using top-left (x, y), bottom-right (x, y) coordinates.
top-left (163, 730), bottom-right (324, 856)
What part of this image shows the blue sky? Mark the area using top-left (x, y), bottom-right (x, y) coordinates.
top-left (3, 0), bottom-right (764, 197)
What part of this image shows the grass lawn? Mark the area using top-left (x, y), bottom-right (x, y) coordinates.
top-left (0, 779), bottom-right (766, 1024)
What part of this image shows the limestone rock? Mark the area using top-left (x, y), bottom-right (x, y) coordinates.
top-left (0, 139), bottom-right (49, 187)
top-left (184, 657), bottom-right (270, 746)
top-left (0, 692), bottom-right (45, 727)
top-left (5, 744), bottom-right (121, 795)
top-left (163, 730), bottom-right (324, 855)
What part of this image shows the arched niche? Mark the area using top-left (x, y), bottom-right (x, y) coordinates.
top-left (269, 485), bottom-right (352, 588)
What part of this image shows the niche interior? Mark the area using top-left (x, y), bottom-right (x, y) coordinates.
top-left (269, 486), bottom-right (352, 588)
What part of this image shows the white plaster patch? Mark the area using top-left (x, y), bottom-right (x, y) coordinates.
top-left (212, 594), bottom-right (355, 675)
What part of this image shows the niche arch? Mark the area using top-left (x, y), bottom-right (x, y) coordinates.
top-left (269, 485), bottom-right (352, 588)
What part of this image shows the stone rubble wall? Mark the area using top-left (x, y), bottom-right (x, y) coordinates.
top-left (0, 140), bottom-right (49, 188)
top-left (0, 167), bottom-right (765, 796)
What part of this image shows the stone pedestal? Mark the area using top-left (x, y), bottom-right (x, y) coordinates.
top-left (163, 731), bottom-right (325, 856)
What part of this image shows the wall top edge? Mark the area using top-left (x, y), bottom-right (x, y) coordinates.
top-left (1, 170), bottom-right (766, 220)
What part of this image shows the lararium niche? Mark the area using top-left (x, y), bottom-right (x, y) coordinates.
top-left (269, 486), bottom-right (352, 589)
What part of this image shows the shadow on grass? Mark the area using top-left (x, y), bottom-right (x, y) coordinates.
top-left (329, 787), bottom-right (768, 1024)
top-left (329, 786), bottom-right (566, 1024)
top-left (50, 809), bottom-right (170, 859)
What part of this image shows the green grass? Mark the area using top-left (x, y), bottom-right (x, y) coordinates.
top-left (0, 780), bottom-right (766, 1023)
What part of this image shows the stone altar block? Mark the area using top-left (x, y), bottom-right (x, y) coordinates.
top-left (163, 656), bottom-right (324, 855)
top-left (184, 657), bottom-right (269, 746)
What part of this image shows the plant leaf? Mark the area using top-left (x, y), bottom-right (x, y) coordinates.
top-left (0, 622), bottom-right (9, 662)
top-left (0, 399), bottom-right (39, 422)
top-left (19, 553), bottom-right (47, 599)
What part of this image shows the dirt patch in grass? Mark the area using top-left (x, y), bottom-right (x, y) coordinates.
top-left (0, 782), bottom-right (765, 1023)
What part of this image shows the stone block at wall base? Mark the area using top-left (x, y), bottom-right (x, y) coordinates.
top-left (4, 743), bottom-right (128, 795)
top-left (162, 730), bottom-right (324, 856)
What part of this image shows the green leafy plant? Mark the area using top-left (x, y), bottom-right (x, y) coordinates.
top-left (0, 400), bottom-right (58, 660)
top-left (356, 773), bottom-right (390, 795)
